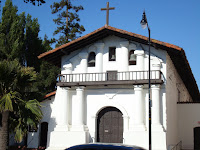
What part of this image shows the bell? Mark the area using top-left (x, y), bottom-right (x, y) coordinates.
top-left (88, 59), bottom-right (95, 64)
top-left (110, 54), bottom-right (115, 60)
top-left (129, 54), bottom-right (136, 61)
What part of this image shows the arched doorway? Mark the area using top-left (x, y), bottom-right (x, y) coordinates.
top-left (97, 107), bottom-right (123, 143)
top-left (40, 122), bottom-right (48, 147)
top-left (194, 127), bottom-right (200, 150)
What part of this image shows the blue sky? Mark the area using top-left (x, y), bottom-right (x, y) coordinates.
top-left (1, 0), bottom-right (200, 89)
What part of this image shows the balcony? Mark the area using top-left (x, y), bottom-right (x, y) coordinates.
top-left (57, 70), bottom-right (164, 87)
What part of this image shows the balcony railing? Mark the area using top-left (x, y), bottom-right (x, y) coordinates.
top-left (57, 70), bottom-right (164, 86)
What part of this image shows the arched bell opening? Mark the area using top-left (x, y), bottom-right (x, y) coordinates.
top-left (88, 52), bottom-right (96, 67)
top-left (129, 50), bottom-right (136, 65)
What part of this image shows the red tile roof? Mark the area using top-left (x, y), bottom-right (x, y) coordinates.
top-left (38, 25), bottom-right (182, 60)
top-left (44, 91), bottom-right (56, 99)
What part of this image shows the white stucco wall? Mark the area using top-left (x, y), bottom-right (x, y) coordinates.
top-left (166, 54), bottom-right (192, 149)
top-left (177, 103), bottom-right (200, 150)
top-left (27, 96), bottom-right (55, 148)
top-left (61, 36), bottom-right (166, 76)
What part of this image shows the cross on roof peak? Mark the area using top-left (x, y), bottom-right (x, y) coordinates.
top-left (101, 2), bottom-right (115, 26)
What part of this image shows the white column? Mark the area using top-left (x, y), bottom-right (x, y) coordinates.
top-left (72, 86), bottom-right (86, 131)
top-left (134, 85), bottom-right (145, 131)
top-left (151, 84), bottom-right (163, 131)
top-left (62, 63), bottom-right (72, 82)
top-left (152, 63), bottom-right (161, 79)
top-left (135, 51), bottom-right (144, 71)
top-left (79, 52), bottom-right (88, 73)
top-left (95, 43), bottom-right (104, 73)
top-left (134, 50), bottom-right (144, 80)
top-left (55, 86), bottom-right (70, 131)
top-left (119, 41), bottom-right (129, 72)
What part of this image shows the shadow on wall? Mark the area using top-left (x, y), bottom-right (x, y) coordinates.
top-left (46, 117), bottom-right (56, 148)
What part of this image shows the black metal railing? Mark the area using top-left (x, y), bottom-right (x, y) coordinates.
top-left (58, 70), bottom-right (163, 83)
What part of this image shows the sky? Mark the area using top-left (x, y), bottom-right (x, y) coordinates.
top-left (1, 0), bottom-right (200, 89)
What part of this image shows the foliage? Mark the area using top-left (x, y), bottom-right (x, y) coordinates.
top-left (0, 0), bottom-right (58, 146)
top-left (0, 0), bottom-right (26, 63)
top-left (0, 59), bottom-right (42, 143)
top-left (51, 0), bottom-right (85, 47)
top-left (24, 14), bottom-right (44, 72)
top-left (23, 0), bottom-right (45, 6)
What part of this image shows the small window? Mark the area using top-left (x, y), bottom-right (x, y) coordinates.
top-left (109, 47), bottom-right (116, 61)
top-left (129, 50), bottom-right (136, 65)
top-left (88, 52), bottom-right (96, 67)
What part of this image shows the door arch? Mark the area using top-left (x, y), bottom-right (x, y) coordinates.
top-left (97, 107), bottom-right (123, 143)
top-left (194, 127), bottom-right (200, 150)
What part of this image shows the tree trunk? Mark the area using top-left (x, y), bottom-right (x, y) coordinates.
top-left (0, 111), bottom-right (9, 150)
top-left (66, 0), bottom-right (69, 42)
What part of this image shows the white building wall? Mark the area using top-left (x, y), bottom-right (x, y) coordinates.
top-left (27, 96), bottom-right (55, 148)
top-left (178, 103), bottom-right (200, 150)
top-left (28, 35), bottom-right (171, 150)
top-left (166, 54), bottom-right (192, 149)
top-left (61, 36), bottom-right (167, 76)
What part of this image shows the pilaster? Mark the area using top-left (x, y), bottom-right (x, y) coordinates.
top-left (79, 52), bottom-right (88, 73)
top-left (119, 41), bottom-right (129, 72)
top-left (95, 43), bottom-right (104, 73)
top-left (132, 85), bottom-right (145, 131)
top-left (151, 84), bottom-right (163, 131)
top-left (54, 87), bottom-right (70, 131)
top-left (134, 50), bottom-right (144, 71)
top-left (152, 63), bottom-right (161, 79)
top-left (71, 86), bottom-right (87, 131)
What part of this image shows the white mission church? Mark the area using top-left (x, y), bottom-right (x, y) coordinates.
top-left (20, 25), bottom-right (200, 150)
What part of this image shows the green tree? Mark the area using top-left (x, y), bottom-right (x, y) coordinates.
top-left (0, 60), bottom-right (42, 150)
top-left (51, 0), bottom-right (85, 47)
top-left (0, 0), bottom-right (59, 101)
top-left (0, 1), bottom-right (43, 148)
top-left (24, 14), bottom-right (44, 72)
top-left (0, 0), bottom-right (26, 64)
top-left (34, 35), bottom-right (60, 99)
top-left (23, 0), bottom-right (46, 6)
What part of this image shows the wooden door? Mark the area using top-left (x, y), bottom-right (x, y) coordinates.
top-left (107, 71), bottom-right (117, 81)
top-left (97, 107), bottom-right (123, 143)
top-left (40, 122), bottom-right (48, 147)
top-left (194, 127), bottom-right (200, 150)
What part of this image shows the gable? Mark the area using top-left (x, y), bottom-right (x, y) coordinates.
top-left (38, 25), bottom-right (199, 101)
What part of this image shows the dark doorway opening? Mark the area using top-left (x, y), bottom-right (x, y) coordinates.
top-left (40, 122), bottom-right (48, 147)
top-left (97, 107), bottom-right (123, 143)
top-left (194, 127), bottom-right (200, 150)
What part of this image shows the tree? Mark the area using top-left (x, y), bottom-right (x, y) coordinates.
top-left (24, 14), bottom-right (44, 72)
top-left (33, 35), bottom-right (60, 100)
top-left (23, 0), bottom-right (45, 6)
top-left (0, 60), bottom-right (42, 150)
top-left (51, 0), bottom-right (85, 47)
top-left (0, 0), bottom-right (26, 64)
top-left (0, 0), bottom-right (59, 100)
top-left (0, 1), bottom-right (43, 148)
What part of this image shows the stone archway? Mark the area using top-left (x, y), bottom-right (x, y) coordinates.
top-left (97, 107), bottom-right (123, 143)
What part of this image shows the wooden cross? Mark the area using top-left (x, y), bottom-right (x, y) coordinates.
top-left (101, 2), bottom-right (115, 25)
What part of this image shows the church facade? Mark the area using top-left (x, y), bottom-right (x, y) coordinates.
top-left (26, 26), bottom-right (199, 150)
